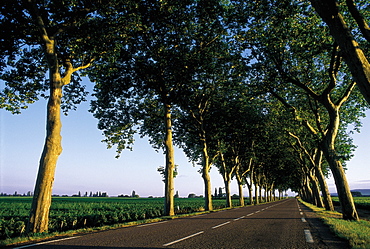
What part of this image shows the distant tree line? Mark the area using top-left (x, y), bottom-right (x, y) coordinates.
top-left (0, 191), bottom-right (33, 197)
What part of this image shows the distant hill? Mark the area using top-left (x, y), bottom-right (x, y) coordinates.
top-left (352, 189), bottom-right (370, 196)
top-left (330, 189), bottom-right (370, 197)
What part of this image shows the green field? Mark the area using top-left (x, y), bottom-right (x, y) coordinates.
top-left (332, 197), bottom-right (370, 210)
top-left (0, 197), bottom-right (242, 240)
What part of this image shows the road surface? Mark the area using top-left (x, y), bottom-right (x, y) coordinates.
top-left (11, 198), bottom-right (349, 248)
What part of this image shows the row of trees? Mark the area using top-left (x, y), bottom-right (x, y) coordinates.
top-left (1, 0), bottom-right (369, 234)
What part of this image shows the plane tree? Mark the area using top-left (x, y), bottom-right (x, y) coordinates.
top-left (239, 0), bottom-right (367, 220)
top-left (90, 0), bottom-right (234, 215)
top-left (309, 0), bottom-right (370, 104)
top-left (0, 0), bottom-right (138, 233)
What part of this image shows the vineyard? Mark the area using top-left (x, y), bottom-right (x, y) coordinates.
top-left (0, 197), bottom-right (242, 240)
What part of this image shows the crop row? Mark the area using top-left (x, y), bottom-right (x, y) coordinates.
top-left (332, 197), bottom-right (370, 210)
top-left (0, 197), bottom-right (241, 240)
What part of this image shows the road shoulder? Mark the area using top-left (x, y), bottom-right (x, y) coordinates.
top-left (299, 201), bottom-right (350, 248)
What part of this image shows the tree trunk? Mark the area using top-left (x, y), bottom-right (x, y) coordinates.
top-left (163, 102), bottom-right (175, 216)
top-left (314, 149), bottom-right (334, 211)
top-left (321, 106), bottom-right (358, 220)
top-left (303, 176), bottom-right (314, 204)
top-left (201, 135), bottom-right (212, 211)
top-left (309, 0), bottom-right (370, 105)
top-left (219, 152), bottom-right (232, 208)
top-left (224, 179), bottom-right (232, 208)
top-left (28, 67), bottom-right (63, 233)
top-left (254, 182), bottom-right (259, 205)
top-left (322, 147), bottom-right (358, 220)
top-left (308, 170), bottom-right (324, 208)
top-left (247, 172), bottom-right (254, 205)
top-left (259, 186), bottom-right (262, 203)
top-left (235, 171), bottom-right (244, 207)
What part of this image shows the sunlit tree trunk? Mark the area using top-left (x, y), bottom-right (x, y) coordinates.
top-left (26, 20), bottom-right (65, 232)
top-left (28, 82), bottom-right (62, 233)
top-left (235, 171), bottom-right (244, 207)
top-left (164, 102), bottom-right (175, 216)
top-left (201, 129), bottom-right (212, 211)
top-left (303, 176), bottom-right (314, 204)
top-left (321, 105), bottom-right (358, 220)
top-left (314, 149), bottom-right (334, 211)
top-left (308, 169), bottom-right (324, 208)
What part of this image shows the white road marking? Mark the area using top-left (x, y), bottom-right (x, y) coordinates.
top-left (247, 213), bottom-right (254, 216)
top-left (163, 231), bottom-right (204, 247)
top-left (212, 221), bottom-right (231, 229)
top-left (304, 229), bottom-right (314, 243)
top-left (301, 217), bottom-right (307, 222)
top-left (234, 215), bottom-right (245, 221)
top-left (13, 236), bottom-right (80, 249)
top-left (300, 212), bottom-right (303, 215)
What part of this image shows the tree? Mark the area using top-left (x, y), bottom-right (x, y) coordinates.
top-left (0, 0), bottom-right (138, 233)
top-left (91, 0), bottom-right (222, 216)
top-left (309, 0), bottom-right (370, 104)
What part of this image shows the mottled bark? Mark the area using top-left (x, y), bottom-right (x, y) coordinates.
top-left (314, 149), bottom-right (334, 211)
top-left (28, 70), bottom-right (63, 233)
top-left (308, 170), bottom-right (324, 208)
top-left (164, 102), bottom-right (175, 216)
top-left (321, 106), bottom-right (358, 220)
top-left (201, 137), bottom-right (212, 211)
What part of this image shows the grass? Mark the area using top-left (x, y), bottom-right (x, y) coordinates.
top-left (300, 199), bottom-right (370, 249)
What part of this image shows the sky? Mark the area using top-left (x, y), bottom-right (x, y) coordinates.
top-left (1, 81), bottom-right (370, 198)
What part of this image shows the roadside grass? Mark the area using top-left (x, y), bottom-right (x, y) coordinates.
top-left (0, 206), bottom-right (229, 247)
top-left (300, 199), bottom-right (370, 249)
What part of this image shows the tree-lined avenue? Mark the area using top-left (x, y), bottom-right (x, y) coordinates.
top-left (11, 199), bottom-right (349, 249)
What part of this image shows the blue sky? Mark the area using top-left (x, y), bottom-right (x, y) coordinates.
top-left (1, 82), bottom-right (369, 197)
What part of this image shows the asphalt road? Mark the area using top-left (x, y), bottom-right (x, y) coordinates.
top-left (11, 199), bottom-right (349, 249)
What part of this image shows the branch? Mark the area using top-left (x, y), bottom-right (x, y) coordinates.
top-left (307, 97), bottom-right (324, 135)
top-left (345, 0), bottom-right (370, 43)
top-left (284, 75), bottom-right (321, 101)
top-left (336, 80), bottom-right (357, 107)
top-left (288, 131), bottom-right (316, 169)
top-left (269, 89), bottom-right (318, 135)
top-left (270, 55), bottom-right (321, 101)
top-left (325, 43), bottom-right (341, 96)
top-left (61, 57), bottom-right (95, 86)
